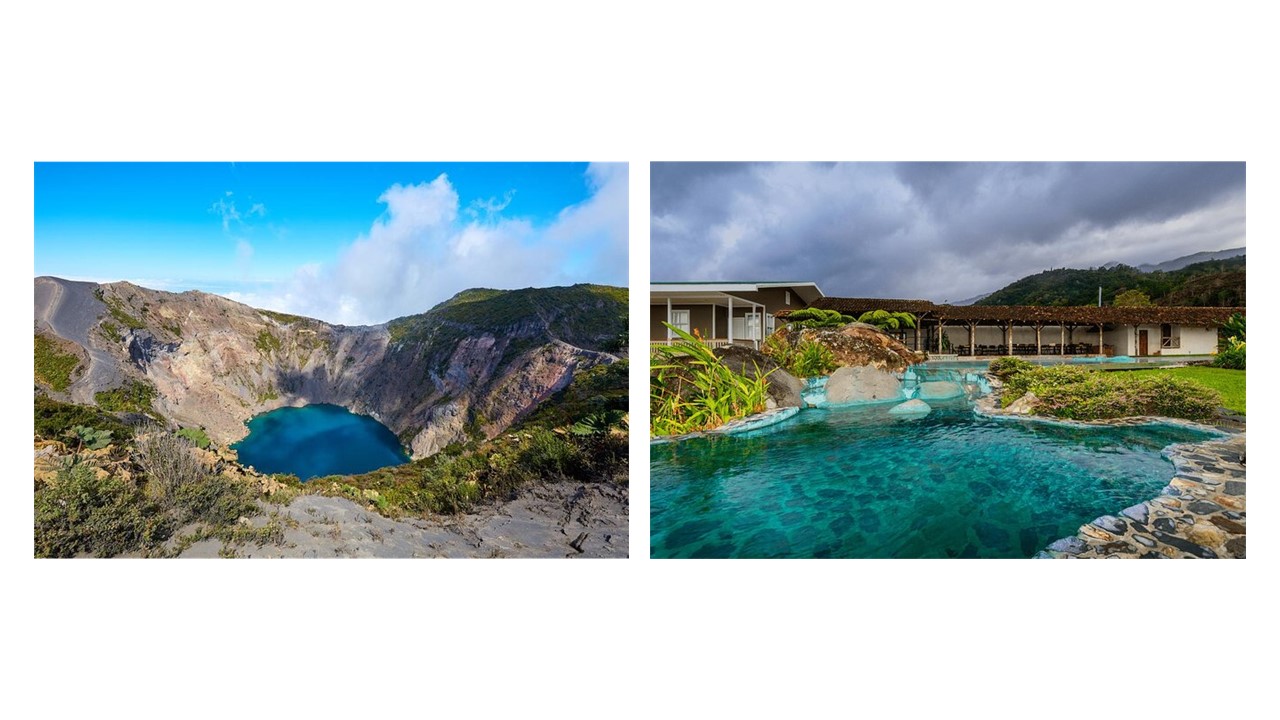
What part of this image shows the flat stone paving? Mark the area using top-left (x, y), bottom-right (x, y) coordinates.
top-left (1038, 434), bottom-right (1245, 559)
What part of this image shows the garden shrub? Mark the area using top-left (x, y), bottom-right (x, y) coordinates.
top-left (1000, 365), bottom-right (1221, 421)
top-left (785, 308), bottom-right (855, 329)
top-left (987, 357), bottom-right (1035, 380)
top-left (1214, 338), bottom-right (1245, 370)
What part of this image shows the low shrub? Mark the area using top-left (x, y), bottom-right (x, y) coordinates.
top-left (987, 357), bottom-right (1035, 380)
top-left (1001, 365), bottom-right (1221, 421)
top-left (35, 464), bottom-right (166, 558)
top-left (95, 379), bottom-right (158, 415)
top-left (35, 395), bottom-right (133, 442)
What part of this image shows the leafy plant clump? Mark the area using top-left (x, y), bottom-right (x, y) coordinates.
top-left (1214, 312), bottom-right (1245, 369)
top-left (785, 308), bottom-right (855, 329)
top-left (987, 357), bottom-right (1036, 380)
top-left (177, 427), bottom-right (212, 449)
top-left (34, 334), bottom-right (82, 391)
top-left (67, 425), bottom-right (113, 450)
top-left (651, 323), bottom-right (772, 436)
top-left (999, 364), bottom-right (1221, 421)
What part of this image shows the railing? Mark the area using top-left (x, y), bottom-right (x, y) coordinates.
top-left (1161, 337), bottom-right (1181, 349)
top-left (651, 338), bottom-right (736, 349)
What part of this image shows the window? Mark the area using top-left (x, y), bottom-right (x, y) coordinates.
top-left (671, 309), bottom-right (690, 333)
top-left (785, 290), bottom-right (791, 306)
top-left (1161, 323), bottom-right (1180, 348)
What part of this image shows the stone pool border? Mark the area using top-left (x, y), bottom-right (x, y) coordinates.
top-left (650, 406), bottom-right (800, 445)
top-left (973, 389), bottom-right (1245, 559)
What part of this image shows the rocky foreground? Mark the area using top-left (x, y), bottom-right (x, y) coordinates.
top-left (173, 481), bottom-right (628, 559)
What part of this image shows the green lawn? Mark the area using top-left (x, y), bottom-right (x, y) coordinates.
top-left (1127, 366), bottom-right (1245, 415)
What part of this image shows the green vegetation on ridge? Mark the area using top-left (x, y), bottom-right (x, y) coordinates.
top-left (978, 256), bottom-right (1244, 307)
top-left (35, 334), bottom-right (81, 391)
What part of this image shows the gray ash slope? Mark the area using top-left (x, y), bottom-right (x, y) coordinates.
top-left (34, 277), bottom-right (627, 459)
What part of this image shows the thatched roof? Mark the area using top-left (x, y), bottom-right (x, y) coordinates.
top-left (780, 297), bottom-right (1244, 326)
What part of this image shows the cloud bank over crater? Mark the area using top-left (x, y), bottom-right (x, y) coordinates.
top-left (234, 163), bottom-right (627, 325)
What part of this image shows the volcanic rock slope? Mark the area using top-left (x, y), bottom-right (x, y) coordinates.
top-left (34, 277), bottom-right (626, 458)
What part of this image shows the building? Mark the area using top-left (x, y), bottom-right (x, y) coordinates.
top-left (787, 297), bottom-right (1241, 357)
top-left (650, 281), bottom-right (824, 348)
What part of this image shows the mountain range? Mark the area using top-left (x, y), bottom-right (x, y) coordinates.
top-left (955, 248), bottom-right (1245, 307)
top-left (34, 277), bottom-right (627, 458)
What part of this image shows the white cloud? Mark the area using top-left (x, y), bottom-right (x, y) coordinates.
top-left (233, 164), bottom-right (628, 325)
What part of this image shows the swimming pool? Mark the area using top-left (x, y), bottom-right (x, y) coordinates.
top-left (650, 399), bottom-right (1219, 558)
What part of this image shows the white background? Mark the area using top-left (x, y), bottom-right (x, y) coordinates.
top-left (3, 2), bottom-right (1275, 718)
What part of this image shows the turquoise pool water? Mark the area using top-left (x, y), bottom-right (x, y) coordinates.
top-left (232, 404), bottom-right (409, 480)
top-left (650, 401), bottom-right (1218, 558)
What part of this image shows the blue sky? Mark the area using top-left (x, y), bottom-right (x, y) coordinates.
top-left (36, 162), bottom-right (628, 324)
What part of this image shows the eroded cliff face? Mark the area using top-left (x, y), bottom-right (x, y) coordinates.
top-left (34, 277), bottom-right (625, 459)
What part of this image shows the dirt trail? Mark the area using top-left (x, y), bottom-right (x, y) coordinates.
top-left (34, 276), bottom-right (122, 402)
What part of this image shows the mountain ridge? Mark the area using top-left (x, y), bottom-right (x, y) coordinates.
top-left (33, 276), bottom-right (627, 459)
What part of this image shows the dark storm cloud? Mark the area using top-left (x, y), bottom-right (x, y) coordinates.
top-left (651, 162), bottom-right (1245, 302)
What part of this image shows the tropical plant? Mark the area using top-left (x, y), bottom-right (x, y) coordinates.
top-left (785, 308), bottom-right (855, 329)
top-left (651, 323), bottom-right (772, 435)
top-left (1214, 337), bottom-right (1245, 370)
top-left (65, 425), bottom-right (113, 451)
top-left (790, 340), bottom-right (838, 378)
top-left (856, 309), bottom-right (917, 331)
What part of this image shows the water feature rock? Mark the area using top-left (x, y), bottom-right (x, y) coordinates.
top-left (1091, 515), bottom-right (1127, 534)
top-left (1003, 392), bottom-right (1039, 415)
top-left (825, 365), bottom-right (903, 404)
top-left (917, 381), bottom-right (964, 400)
top-left (772, 324), bottom-right (925, 372)
top-left (888, 399), bottom-right (931, 416)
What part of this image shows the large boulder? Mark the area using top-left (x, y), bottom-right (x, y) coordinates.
top-left (917, 381), bottom-right (965, 400)
top-left (888, 398), bottom-right (932, 416)
top-left (825, 365), bottom-right (903, 404)
top-left (713, 345), bottom-right (803, 408)
top-left (773, 324), bottom-right (925, 373)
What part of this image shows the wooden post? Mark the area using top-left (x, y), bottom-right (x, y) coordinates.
top-left (712, 302), bottom-right (716, 340)
top-left (1006, 321), bottom-right (1013, 356)
top-left (1060, 325), bottom-right (1065, 354)
top-left (1098, 324), bottom-right (1104, 356)
top-left (914, 321), bottom-right (920, 352)
top-left (1035, 325), bottom-right (1042, 357)
top-left (968, 322), bottom-right (976, 356)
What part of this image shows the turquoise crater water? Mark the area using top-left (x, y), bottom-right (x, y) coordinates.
top-left (650, 400), bottom-right (1218, 559)
top-left (231, 404), bottom-right (409, 481)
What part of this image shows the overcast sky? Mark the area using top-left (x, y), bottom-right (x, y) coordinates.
top-left (651, 162), bottom-right (1245, 302)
